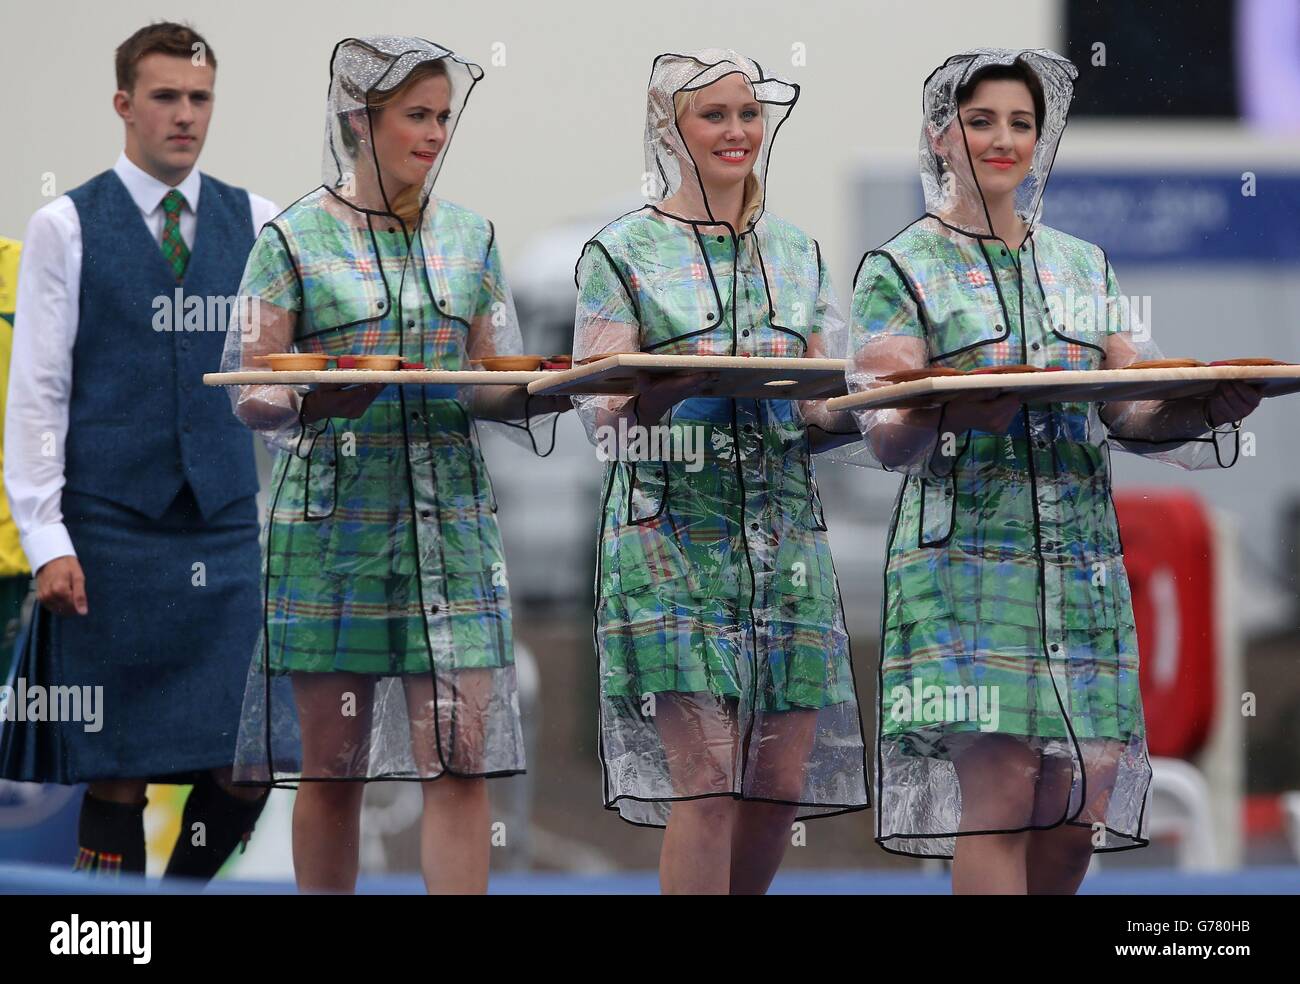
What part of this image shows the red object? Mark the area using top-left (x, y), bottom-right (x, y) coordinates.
top-left (400, 361), bottom-right (425, 370)
top-left (1243, 794), bottom-right (1285, 837)
top-left (336, 356), bottom-right (357, 369)
top-left (1113, 490), bottom-right (1217, 758)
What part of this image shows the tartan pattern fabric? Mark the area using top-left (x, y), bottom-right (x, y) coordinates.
top-left (584, 209), bottom-right (850, 709)
top-left (854, 217), bottom-right (1151, 853)
top-left (882, 618), bottom-right (1141, 743)
top-left (862, 218), bottom-right (1109, 370)
top-left (241, 191), bottom-right (512, 674)
top-left (73, 847), bottom-right (122, 875)
top-left (160, 188), bottom-right (189, 280)
top-left (267, 567), bottom-right (510, 674)
top-left (247, 190), bottom-right (490, 350)
top-left (598, 571), bottom-right (855, 711)
top-left (880, 435), bottom-right (1139, 739)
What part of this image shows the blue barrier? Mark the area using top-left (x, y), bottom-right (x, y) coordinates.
top-left (2, 861), bottom-right (1296, 895)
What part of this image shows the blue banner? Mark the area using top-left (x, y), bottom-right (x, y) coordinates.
top-left (1042, 171), bottom-right (1300, 265)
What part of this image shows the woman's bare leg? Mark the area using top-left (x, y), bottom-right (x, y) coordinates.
top-left (948, 733), bottom-right (1040, 894)
top-left (1027, 740), bottom-right (1121, 895)
top-left (654, 693), bottom-right (740, 894)
top-left (729, 708), bottom-right (818, 895)
top-left (404, 670), bottom-right (492, 894)
top-left (1026, 823), bottom-right (1096, 895)
top-left (290, 671), bottom-right (374, 893)
top-left (660, 796), bottom-right (738, 894)
top-left (417, 776), bottom-right (490, 894)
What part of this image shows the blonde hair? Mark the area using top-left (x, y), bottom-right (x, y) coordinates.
top-left (355, 59), bottom-right (451, 227)
top-left (672, 88), bottom-right (764, 230)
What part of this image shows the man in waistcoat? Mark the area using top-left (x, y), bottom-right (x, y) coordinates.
top-left (3, 21), bottom-right (273, 880)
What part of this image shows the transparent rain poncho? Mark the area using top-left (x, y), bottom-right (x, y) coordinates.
top-left (223, 37), bottom-right (539, 785)
top-left (843, 48), bottom-right (1244, 858)
top-left (572, 49), bottom-right (868, 827)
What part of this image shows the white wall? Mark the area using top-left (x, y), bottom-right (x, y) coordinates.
top-left (0, 0), bottom-right (1062, 287)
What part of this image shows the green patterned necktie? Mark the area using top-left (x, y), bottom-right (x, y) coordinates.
top-left (160, 188), bottom-right (190, 280)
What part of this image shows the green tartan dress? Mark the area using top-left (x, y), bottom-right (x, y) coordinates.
top-left (229, 189), bottom-right (524, 783)
top-left (852, 215), bottom-right (1178, 856)
top-left (575, 207), bottom-right (868, 826)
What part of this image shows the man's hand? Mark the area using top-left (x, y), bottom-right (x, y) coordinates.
top-left (36, 555), bottom-right (88, 616)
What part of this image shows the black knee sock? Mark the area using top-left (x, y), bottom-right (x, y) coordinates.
top-left (163, 772), bottom-right (268, 883)
top-left (76, 793), bottom-right (147, 876)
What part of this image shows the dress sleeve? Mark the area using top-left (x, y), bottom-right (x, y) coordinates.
top-left (798, 245), bottom-right (863, 454)
top-left (839, 252), bottom-right (957, 475)
top-left (462, 227), bottom-right (559, 453)
top-left (466, 229), bottom-right (520, 361)
top-left (1099, 262), bottom-right (1237, 469)
top-left (221, 222), bottom-right (324, 456)
top-left (571, 241), bottom-right (641, 446)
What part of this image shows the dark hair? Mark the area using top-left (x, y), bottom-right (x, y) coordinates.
top-left (115, 22), bottom-right (215, 92)
top-left (955, 58), bottom-right (1045, 134)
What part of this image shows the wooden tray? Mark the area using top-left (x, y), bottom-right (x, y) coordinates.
top-left (526, 354), bottom-right (848, 400)
top-left (826, 365), bottom-right (1300, 412)
top-left (204, 369), bottom-right (548, 387)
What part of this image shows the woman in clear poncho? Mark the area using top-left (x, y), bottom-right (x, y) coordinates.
top-left (222, 36), bottom-right (565, 894)
top-left (846, 48), bottom-right (1261, 894)
top-left (572, 49), bottom-right (868, 894)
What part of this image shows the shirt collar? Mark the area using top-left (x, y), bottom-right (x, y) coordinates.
top-left (113, 152), bottom-right (202, 216)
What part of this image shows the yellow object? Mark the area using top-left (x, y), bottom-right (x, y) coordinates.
top-left (0, 237), bottom-right (30, 577)
top-left (144, 783), bottom-right (191, 877)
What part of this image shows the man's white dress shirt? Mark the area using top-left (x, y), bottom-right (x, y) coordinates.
top-left (4, 152), bottom-right (278, 573)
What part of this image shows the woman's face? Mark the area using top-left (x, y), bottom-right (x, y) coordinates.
top-left (952, 78), bottom-right (1037, 199)
top-left (370, 73), bottom-right (452, 195)
top-left (675, 73), bottom-right (764, 195)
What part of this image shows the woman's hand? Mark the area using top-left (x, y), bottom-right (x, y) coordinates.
top-left (300, 383), bottom-right (386, 424)
top-left (1204, 382), bottom-right (1263, 428)
top-left (528, 394), bottom-right (576, 415)
top-left (940, 392), bottom-right (1023, 435)
top-left (634, 370), bottom-right (721, 424)
top-left (472, 387), bottom-right (573, 421)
